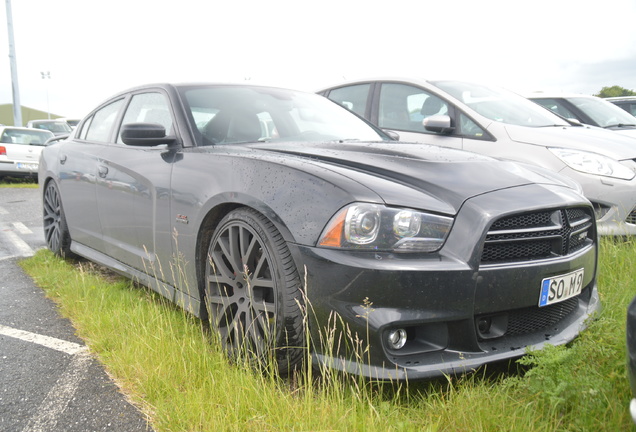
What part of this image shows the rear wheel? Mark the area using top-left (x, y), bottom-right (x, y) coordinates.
top-left (204, 208), bottom-right (304, 375)
top-left (43, 180), bottom-right (73, 257)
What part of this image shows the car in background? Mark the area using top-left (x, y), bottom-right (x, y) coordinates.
top-left (56, 118), bottom-right (81, 130)
top-left (39, 83), bottom-right (600, 380)
top-left (528, 93), bottom-right (636, 138)
top-left (318, 78), bottom-right (636, 236)
top-left (607, 96), bottom-right (636, 117)
top-left (0, 126), bottom-right (54, 179)
top-left (26, 119), bottom-right (73, 136)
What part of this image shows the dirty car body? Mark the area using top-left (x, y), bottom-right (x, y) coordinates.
top-left (39, 83), bottom-right (600, 380)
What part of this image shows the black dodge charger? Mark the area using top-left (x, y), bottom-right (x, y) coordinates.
top-left (39, 83), bottom-right (600, 380)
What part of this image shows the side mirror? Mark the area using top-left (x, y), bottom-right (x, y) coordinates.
top-left (423, 115), bottom-right (454, 134)
top-left (120, 123), bottom-right (176, 146)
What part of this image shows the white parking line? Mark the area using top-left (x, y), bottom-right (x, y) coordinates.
top-left (0, 229), bottom-right (34, 258)
top-left (0, 325), bottom-right (91, 432)
top-left (22, 351), bottom-right (92, 432)
top-left (0, 324), bottom-right (86, 355)
top-left (13, 221), bottom-right (33, 235)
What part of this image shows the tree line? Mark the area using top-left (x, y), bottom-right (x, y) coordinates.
top-left (595, 85), bottom-right (636, 98)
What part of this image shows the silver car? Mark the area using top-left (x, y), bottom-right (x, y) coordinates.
top-left (318, 79), bottom-right (636, 236)
top-left (0, 126), bottom-right (54, 178)
top-left (26, 119), bottom-right (73, 136)
top-left (528, 93), bottom-right (636, 139)
top-left (607, 96), bottom-right (636, 117)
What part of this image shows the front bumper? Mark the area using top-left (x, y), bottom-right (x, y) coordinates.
top-left (299, 245), bottom-right (599, 380)
top-left (295, 184), bottom-right (600, 380)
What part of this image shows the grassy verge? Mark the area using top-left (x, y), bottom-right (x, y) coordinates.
top-left (19, 238), bottom-right (635, 431)
top-left (0, 178), bottom-right (38, 188)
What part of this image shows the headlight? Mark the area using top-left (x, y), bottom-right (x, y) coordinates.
top-left (318, 203), bottom-right (453, 253)
top-left (549, 147), bottom-right (635, 180)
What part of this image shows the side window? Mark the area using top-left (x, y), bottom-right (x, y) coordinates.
top-left (84, 99), bottom-right (125, 143)
top-left (459, 113), bottom-right (487, 139)
top-left (117, 92), bottom-right (174, 144)
top-left (378, 83), bottom-right (448, 133)
top-left (77, 115), bottom-right (94, 140)
top-left (533, 98), bottom-right (577, 120)
top-left (326, 84), bottom-right (370, 117)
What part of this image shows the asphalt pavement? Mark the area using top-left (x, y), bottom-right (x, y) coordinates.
top-left (0, 187), bottom-right (152, 431)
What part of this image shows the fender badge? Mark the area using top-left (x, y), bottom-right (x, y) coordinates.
top-left (176, 214), bottom-right (189, 224)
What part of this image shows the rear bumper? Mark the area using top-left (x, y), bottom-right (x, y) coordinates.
top-left (0, 160), bottom-right (39, 177)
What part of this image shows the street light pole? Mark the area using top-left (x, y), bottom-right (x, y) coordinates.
top-left (41, 71), bottom-right (50, 119)
top-left (5, 0), bottom-right (22, 126)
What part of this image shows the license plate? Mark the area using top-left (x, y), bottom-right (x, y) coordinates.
top-left (16, 162), bottom-right (38, 170)
top-left (539, 268), bottom-right (584, 307)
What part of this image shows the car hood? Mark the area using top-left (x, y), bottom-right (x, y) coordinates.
top-left (503, 124), bottom-right (636, 160)
top-left (252, 141), bottom-right (580, 213)
top-left (612, 128), bottom-right (636, 138)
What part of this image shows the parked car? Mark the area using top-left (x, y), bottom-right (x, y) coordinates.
top-left (0, 126), bottom-right (54, 179)
top-left (26, 119), bottom-right (73, 136)
top-left (39, 83), bottom-right (600, 380)
top-left (627, 295), bottom-right (636, 423)
top-left (56, 118), bottom-right (81, 130)
top-left (607, 96), bottom-right (636, 117)
top-left (318, 78), bottom-right (636, 236)
top-left (528, 93), bottom-right (636, 138)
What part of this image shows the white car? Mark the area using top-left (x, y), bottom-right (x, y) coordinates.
top-left (318, 78), bottom-right (636, 236)
top-left (0, 126), bottom-right (54, 179)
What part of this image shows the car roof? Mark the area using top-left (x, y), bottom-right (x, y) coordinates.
top-left (605, 96), bottom-right (636, 101)
top-left (1, 125), bottom-right (54, 132)
top-left (0, 126), bottom-right (55, 137)
top-left (526, 93), bottom-right (597, 100)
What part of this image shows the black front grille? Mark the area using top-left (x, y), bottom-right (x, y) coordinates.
top-left (626, 208), bottom-right (636, 225)
top-left (506, 297), bottom-right (579, 335)
top-left (481, 207), bottom-right (594, 264)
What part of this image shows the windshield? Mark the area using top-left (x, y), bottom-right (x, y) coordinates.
top-left (431, 80), bottom-right (570, 127)
top-left (35, 121), bottom-right (72, 133)
top-left (179, 85), bottom-right (387, 146)
top-left (568, 97), bottom-right (636, 127)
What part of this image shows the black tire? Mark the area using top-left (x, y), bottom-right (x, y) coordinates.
top-left (43, 180), bottom-right (73, 258)
top-left (204, 207), bottom-right (305, 375)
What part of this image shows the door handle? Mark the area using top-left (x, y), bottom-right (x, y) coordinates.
top-left (98, 166), bottom-right (108, 178)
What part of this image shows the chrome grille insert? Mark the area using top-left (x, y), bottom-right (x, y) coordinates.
top-left (481, 207), bottom-right (594, 263)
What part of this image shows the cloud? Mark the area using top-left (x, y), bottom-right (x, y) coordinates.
top-left (1, 0), bottom-right (635, 119)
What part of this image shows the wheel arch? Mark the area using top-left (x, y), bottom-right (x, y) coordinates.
top-left (193, 200), bottom-right (303, 320)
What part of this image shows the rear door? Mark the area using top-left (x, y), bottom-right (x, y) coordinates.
top-left (57, 99), bottom-right (125, 251)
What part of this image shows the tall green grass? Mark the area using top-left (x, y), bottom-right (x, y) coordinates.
top-left (19, 238), bottom-right (635, 431)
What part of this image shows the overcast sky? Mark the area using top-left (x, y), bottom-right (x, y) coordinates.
top-left (1, 0), bottom-right (636, 119)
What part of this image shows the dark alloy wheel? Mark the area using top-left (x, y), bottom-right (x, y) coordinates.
top-left (205, 208), bottom-right (304, 375)
top-left (43, 180), bottom-right (72, 257)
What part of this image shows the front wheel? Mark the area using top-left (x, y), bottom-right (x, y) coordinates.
top-left (204, 208), bottom-right (305, 375)
top-left (43, 180), bottom-right (73, 257)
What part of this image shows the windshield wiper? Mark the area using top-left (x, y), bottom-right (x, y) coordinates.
top-left (605, 123), bottom-right (636, 128)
